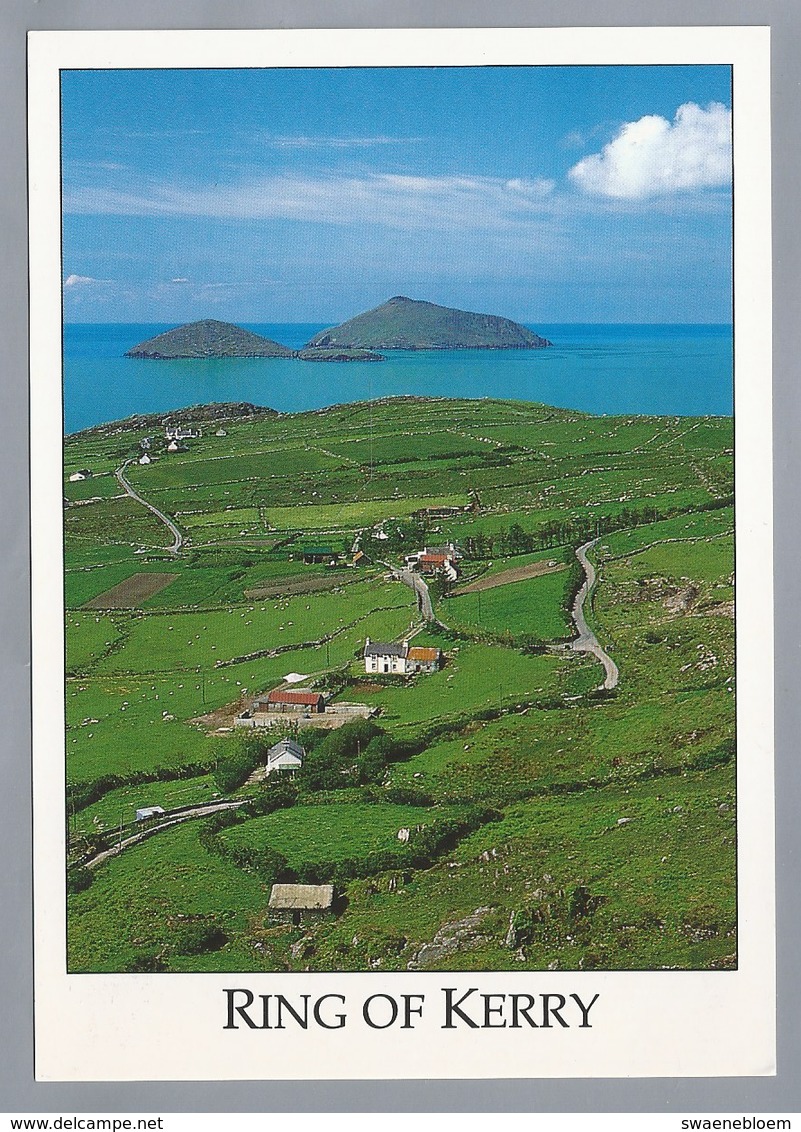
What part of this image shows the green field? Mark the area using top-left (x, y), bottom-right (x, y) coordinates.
top-left (443, 568), bottom-right (574, 641)
top-left (64, 396), bottom-right (735, 973)
top-left (221, 802), bottom-right (464, 868)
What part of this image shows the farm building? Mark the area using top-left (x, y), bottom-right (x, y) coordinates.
top-left (135, 806), bottom-right (165, 822)
top-left (268, 883), bottom-right (335, 925)
top-left (351, 550), bottom-right (371, 567)
top-left (165, 425), bottom-right (200, 441)
top-left (302, 546), bottom-right (338, 565)
top-left (68, 469), bottom-right (92, 482)
top-left (364, 638), bottom-right (409, 675)
top-left (404, 544), bottom-right (461, 581)
top-left (407, 645), bottom-right (442, 674)
top-left (363, 638), bottom-right (442, 675)
top-left (138, 454), bottom-right (152, 465)
top-left (411, 505), bottom-right (470, 521)
top-left (261, 688), bottom-right (325, 713)
top-left (265, 738), bottom-right (305, 775)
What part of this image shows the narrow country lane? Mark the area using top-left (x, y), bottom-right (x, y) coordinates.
top-left (571, 539), bottom-right (619, 690)
top-left (386, 564), bottom-right (436, 622)
top-left (115, 459), bottom-right (183, 554)
top-left (84, 799), bottom-right (246, 870)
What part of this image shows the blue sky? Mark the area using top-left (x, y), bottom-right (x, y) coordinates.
top-left (61, 65), bottom-right (733, 324)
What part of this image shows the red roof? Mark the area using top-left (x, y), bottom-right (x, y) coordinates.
top-left (408, 647), bottom-right (440, 662)
top-left (266, 689), bottom-right (324, 706)
top-left (419, 553), bottom-right (448, 565)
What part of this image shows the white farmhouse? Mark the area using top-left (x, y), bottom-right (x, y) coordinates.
top-left (363, 638), bottom-right (441, 676)
top-left (364, 638), bottom-right (409, 675)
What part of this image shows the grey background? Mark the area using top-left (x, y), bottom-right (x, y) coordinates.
top-left (2, 0), bottom-right (797, 1115)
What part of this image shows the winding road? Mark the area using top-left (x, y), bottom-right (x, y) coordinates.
top-left (385, 564), bottom-right (436, 622)
top-left (116, 460), bottom-right (183, 554)
top-left (571, 539), bottom-right (619, 690)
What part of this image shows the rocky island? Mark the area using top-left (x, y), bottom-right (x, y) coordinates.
top-left (304, 295), bottom-right (552, 351)
top-left (297, 346), bottom-right (385, 363)
top-left (125, 320), bottom-right (294, 359)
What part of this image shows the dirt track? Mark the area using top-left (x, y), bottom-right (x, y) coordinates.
top-left (452, 558), bottom-right (568, 595)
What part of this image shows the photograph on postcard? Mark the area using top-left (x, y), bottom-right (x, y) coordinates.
top-left (58, 59), bottom-right (740, 979)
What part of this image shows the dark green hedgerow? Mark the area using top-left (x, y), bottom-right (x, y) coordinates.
top-left (460, 497), bottom-right (733, 561)
top-left (68, 758), bottom-right (216, 814)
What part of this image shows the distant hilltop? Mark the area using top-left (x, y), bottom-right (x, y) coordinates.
top-left (125, 320), bottom-right (294, 360)
top-left (305, 296), bottom-right (552, 351)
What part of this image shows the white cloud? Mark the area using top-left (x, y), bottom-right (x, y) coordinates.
top-left (63, 274), bottom-right (97, 286)
top-left (63, 171), bottom-right (556, 232)
top-left (268, 134), bottom-right (423, 149)
top-left (568, 102), bottom-right (731, 199)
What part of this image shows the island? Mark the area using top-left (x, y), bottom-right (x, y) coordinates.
top-left (297, 346), bottom-right (385, 363)
top-left (125, 320), bottom-right (294, 359)
top-left (304, 295), bottom-right (552, 351)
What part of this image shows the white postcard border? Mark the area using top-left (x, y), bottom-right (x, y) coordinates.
top-left (28, 25), bottom-right (774, 1081)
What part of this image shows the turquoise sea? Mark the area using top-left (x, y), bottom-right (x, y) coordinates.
top-left (63, 322), bottom-right (733, 434)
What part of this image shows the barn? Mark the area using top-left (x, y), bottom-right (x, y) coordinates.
top-left (262, 688), bottom-right (325, 713)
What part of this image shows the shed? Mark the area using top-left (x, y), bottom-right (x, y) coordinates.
top-left (302, 545), bottom-right (337, 564)
top-left (407, 645), bottom-right (442, 673)
top-left (268, 883), bottom-right (335, 925)
top-left (135, 805), bottom-right (166, 822)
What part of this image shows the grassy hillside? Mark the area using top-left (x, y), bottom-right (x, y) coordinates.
top-left (64, 396), bottom-right (735, 973)
top-left (306, 296), bottom-right (551, 350)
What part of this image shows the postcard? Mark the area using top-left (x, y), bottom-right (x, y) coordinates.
top-left (28, 26), bottom-right (774, 1080)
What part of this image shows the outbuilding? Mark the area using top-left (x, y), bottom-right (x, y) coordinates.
top-left (263, 688), bottom-right (325, 713)
top-left (407, 645), bottom-right (442, 673)
top-left (268, 883), bottom-right (335, 925)
top-left (302, 546), bottom-right (337, 565)
top-left (135, 806), bottom-right (166, 822)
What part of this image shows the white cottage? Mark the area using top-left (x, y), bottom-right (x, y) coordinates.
top-left (265, 738), bottom-right (305, 776)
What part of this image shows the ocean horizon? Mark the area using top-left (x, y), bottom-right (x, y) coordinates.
top-left (63, 322), bottom-right (734, 434)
